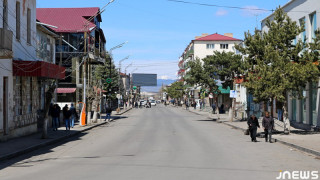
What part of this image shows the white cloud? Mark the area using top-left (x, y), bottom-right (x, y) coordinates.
top-left (241, 5), bottom-right (268, 17)
top-left (215, 9), bottom-right (228, 16)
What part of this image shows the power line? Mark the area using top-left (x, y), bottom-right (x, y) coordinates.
top-left (167, 0), bottom-right (311, 13)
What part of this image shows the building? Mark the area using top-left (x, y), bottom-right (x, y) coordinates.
top-left (261, 0), bottom-right (320, 129)
top-left (37, 8), bottom-right (107, 114)
top-left (178, 33), bottom-right (242, 109)
top-left (0, 0), bottom-right (65, 141)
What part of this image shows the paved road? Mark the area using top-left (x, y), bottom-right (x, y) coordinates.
top-left (0, 105), bottom-right (319, 180)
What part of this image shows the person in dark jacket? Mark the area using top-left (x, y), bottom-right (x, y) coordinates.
top-left (56, 104), bottom-right (61, 127)
top-left (262, 112), bottom-right (274, 143)
top-left (63, 106), bottom-right (72, 131)
top-left (247, 114), bottom-right (260, 142)
top-left (51, 104), bottom-right (60, 131)
top-left (105, 106), bottom-right (112, 122)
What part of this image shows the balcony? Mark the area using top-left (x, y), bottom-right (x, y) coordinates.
top-left (0, 28), bottom-right (13, 58)
top-left (183, 49), bottom-right (194, 60)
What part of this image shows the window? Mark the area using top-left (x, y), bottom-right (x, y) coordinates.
top-left (299, 17), bottom-right (306, 42)
top-left (16, 2), bottom-right (21, 40)
top-left (27, 8), bottom-right (31, 44)
top-left (3, 0), bottom-right (8, 29)
top-left (310, 12), bottom-right (317, 39)
top-left (220, 44), bottom-right (229, 49)
top-left (206, 44), bottom-right (215, 49)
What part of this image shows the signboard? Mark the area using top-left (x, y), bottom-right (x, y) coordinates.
top-left (132, 73), bottom-right (157, 86)
top-left (230, 90), bottom-right (237, 98)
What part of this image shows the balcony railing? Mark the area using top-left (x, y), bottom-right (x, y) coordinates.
top-left (0, 28), bottom-right (13, 51)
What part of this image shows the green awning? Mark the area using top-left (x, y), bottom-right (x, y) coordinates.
top-left (218, 86), bottom-right (230, 94)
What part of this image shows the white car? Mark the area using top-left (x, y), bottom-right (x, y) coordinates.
top-left (140, 100), bottom-right (146, 106)
top-left (150, 100), bottom-right (156, 106)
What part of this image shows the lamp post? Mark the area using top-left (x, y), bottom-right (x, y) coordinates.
top-left (118, 56), bottom-right (130, 110)
top-left (130, 68), bottom-right (138, 105)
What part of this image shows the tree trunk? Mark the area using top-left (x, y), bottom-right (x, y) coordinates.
top-left (42, 83), bottom-right (55, 139)
top-left (283, 100), bottom-right (290, 134)
top-left (92, 98), bottom-right (100, 123)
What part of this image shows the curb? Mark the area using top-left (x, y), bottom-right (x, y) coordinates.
top-left (116, 107), bottom-right (132, 115)
top-left (0, 116), bottom-right (122, 162)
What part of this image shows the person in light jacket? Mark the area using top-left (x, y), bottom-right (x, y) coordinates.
top-left (262, 112), bottom-right (274, 143)
top-left (247, 115), bottom-right (260, 142)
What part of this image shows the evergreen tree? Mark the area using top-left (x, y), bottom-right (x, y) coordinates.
top-left (236, 8), bottom-right (320, 132)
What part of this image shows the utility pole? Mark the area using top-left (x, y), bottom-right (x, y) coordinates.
top-left (81, 31), bottom-right (87, 126)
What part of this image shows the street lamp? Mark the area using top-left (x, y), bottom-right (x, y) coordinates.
top-left (118, 56), bottom-right (130, 110)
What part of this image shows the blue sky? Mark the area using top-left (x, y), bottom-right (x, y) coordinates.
top-left (37, 0), bottom-right (289, 80)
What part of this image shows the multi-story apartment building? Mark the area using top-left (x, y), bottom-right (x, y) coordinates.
top-left (0, 0), bottom-right (65, 141)
top-left (261, 0), bottom-right (320, 129)
top-left (178, 33), bottom-right (242, 109)
top-left (37, 8), bottom-right (107, 111)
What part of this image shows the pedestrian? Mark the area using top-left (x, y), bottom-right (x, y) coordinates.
top-left (199, 100), bottom-right (202, 109)
top-left (63, 106), bottom-right (72, 131)
top-left (220, 104), bottom-right (225, 114)
top-left (56, 104), bottom-right (61, 127)
top-left (105, 106), bottom-right (112, 122)
top-left (193, 101), bottom-right (196, 109)
top-left (185, 100), bottom-right (189, 110)
top-left (276, 100), bottom-right (283, 121)
top-left (69, 103), bottom-right (77, 128)
top-left (51, 104), bottom-right (60, 131)
top-left (135, 101), bottom-right (138, 108)
top-left (262, 111), bottom-right (274, 143)
top-left (247, 114), bottom-right (260, 142)
top-left (212, 103), bottom-right (216, 114)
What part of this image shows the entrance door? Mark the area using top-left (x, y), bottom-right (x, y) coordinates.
top-left (3, 77), bottom-right (8, 135)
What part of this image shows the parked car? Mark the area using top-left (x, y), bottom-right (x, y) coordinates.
top-left (150, 100), bottom-right (156, 106)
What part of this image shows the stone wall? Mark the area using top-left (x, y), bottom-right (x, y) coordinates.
top-left (13, 76), bottom-right (39, 130)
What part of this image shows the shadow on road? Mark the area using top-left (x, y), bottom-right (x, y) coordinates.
top-left (0, 131), bottom-right (89, 170)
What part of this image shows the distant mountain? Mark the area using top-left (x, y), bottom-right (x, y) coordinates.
top-left (141, 79), bottom-right (176, 93)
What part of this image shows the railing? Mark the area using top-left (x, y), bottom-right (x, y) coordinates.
top-left (0, 28), bottom-right (13, 51)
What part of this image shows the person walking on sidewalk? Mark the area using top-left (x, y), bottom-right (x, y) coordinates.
top-left (105, 106), bottom-right (112, 122)
top-left (262, 112), bottom-right (274, 143)
top-left (63, 106), bottom-right (72, 131)
top-left (212, 103), bottom-right (216, 114)
top-left (69, 103), bottom-right (78, 128)
top-left (247, 114), bottom-right (260, 142)
top-left (51, 104), bottom-right (60, 131)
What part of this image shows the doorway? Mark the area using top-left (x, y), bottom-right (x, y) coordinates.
top-left (3, 77), bottom-right (8, 135)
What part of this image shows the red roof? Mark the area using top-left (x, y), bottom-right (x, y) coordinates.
top-left (36, 8), bottom-right (100, 33)
top-left (195, 33), bottom-right (241, 41)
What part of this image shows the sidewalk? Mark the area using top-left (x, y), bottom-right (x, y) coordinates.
top-left (0, 108), bottom-right (132, 161)
top-left (183, 105), bottom-right (320, 157)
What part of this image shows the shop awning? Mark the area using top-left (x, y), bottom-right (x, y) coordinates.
top-left (55, 88), bottom-right (76, 94)
top-left (13, 60), bottom-right (65, 79)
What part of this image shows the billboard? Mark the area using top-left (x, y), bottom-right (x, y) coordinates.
top-left (132, 73), bottom-right (157, 86)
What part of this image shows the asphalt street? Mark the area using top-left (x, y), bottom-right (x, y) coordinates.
top-left (0, 105), bottom-right (319, 180)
